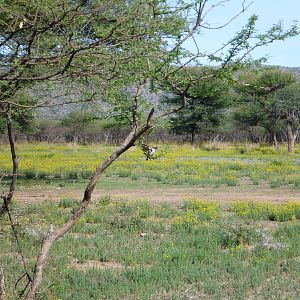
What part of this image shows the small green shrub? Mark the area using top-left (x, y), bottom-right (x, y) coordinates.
top-left (176, 199), bottom-right (222, 225)
top-left (37, 171), bottom-right (48, 179)
top-left (223, 175), bottom-right (238, 186)
top-left (292, 177), bottom-right (300, 188)
top-left (58, 198), bottom-right (80, 209)
top-left (97, 195), bottom-right (112, 206)
top-left (54, 172), bottom-right (62, 178)
top-left (184, 199), bottom-right (221, 213)
top-left (117, 168), bottom-right (131, 178)
top-left (81, 170), bottom-right (93, 179)
top-left (24, 169), bottom-right (37, 179)
top-left (269, 177), bottom-right (286, 188)
top-left (219, 220), bottom-right (259, 248)
top-left (66, 171), bottom-right (78, 179)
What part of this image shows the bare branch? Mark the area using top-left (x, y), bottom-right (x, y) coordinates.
top-left (201, 0), bottom-right (253, 30)
top-left (0, 92), bottom-right (97, 109)
top-left (132, 79), bottom-right (147, 127)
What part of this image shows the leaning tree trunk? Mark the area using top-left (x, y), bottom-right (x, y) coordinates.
top-left (24, 109), bottom-right (154, 299)
top-left (287, 124), bottom-right (298, 155)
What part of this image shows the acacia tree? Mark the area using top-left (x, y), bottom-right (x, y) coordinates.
top-left (167, 73), bottom-right (230, 146)
top-left (233, 68), bottom-right (298, 150)
top-left (0, 0), bottom-right (299, 298)
top-left (271, 82), bottom-right (300, 154)
top-left (0, 0), bottom-right (186, 214)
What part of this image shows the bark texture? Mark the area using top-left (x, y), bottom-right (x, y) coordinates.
top-left (0, 267), bottom-right (6, 300)
top-left (287, 124), bottom-right (298, 154)
top-left (0, 112), bottom-right (19, 217)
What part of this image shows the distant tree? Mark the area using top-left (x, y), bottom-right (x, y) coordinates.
top-left (233, 68), bottom-right (297, 149)
top-left (61, 110), bottom-right (98, 144)
top-left (271, 82), bottom-right (300, 154)
top-left (168, 76), bottom-right (230, 145)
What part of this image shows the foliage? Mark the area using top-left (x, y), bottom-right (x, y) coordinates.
top-left (0, 92), bottom-right (38, 133)
top-left (271, 82), bottom-right (300, 132)
top-left (233, 68), bottom-right (298, 140)
top-left (168, 75), bottom-right (230, 144)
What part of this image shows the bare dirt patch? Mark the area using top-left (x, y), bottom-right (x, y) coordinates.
top-left (70, 258), bottom-right (125, 271)
top-left (13, 185), bottom-right (300, 208)
top-left (70, 258), bottom-right (152, 272)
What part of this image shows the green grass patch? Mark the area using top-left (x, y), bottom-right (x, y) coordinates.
top-left (231, 201), bottom-right (300, 221)
top-left (1, 199), bottom-right (300, 299)
top-left (0, 143), bottom-right (299, 189)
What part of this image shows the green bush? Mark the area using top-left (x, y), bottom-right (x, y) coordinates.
top-left (37, 171), bottom-right (48, 179)
top-left (24, 169), bottom-right (37, 179)
top-left (66, 171), bottom-right (78, 179)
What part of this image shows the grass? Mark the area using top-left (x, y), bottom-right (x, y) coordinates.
top-left (0, 142), bottom-right (300, 189)
top-left (1, 198), bottom-right (300, 299)
top-left (231, 201), bottom-right (300, 221)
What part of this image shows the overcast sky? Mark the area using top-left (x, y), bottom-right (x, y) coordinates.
top-left (183, 0), bottom-right (300, 67)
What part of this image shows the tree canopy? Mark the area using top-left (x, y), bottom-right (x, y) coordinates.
top-left (168, 73), bottom-right (230, 145)
top-left (233, 68), bottom-right (299, 151)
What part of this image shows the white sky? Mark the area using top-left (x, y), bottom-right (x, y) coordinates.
top-left (183, 0), bottom-right (300, 67)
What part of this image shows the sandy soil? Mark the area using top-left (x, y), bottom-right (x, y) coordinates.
top-left (13, 185), bottom-right (300, 208)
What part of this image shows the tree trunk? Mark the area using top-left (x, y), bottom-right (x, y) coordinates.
top-left (273, 133), bottom-right (279, 150)
top-left (191, 131), bottom-right (195, 147)
top-left (287, 124), bottom-right (297, 154)
top-left (25, 109), bottom-right (154, 299)
top-left (0, 267), bottom-right (6, 300)
top-left (0, 112), bottom-right (19, 217)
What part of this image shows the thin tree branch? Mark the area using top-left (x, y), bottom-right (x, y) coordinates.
top-left (201, 0), bottom-right (253, 30)
top-left (0, 92), bottom-right (97, 109)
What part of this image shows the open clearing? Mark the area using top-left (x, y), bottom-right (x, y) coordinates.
top-left (14, 185), bottom-right (300, 207)
top-left (2, 196), bottom-right (300, 299)
top-left (2, 144), bottom-right (300, 299)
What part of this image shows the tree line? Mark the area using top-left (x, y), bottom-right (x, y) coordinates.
top-left (1, 67), bottom-right (299, 152)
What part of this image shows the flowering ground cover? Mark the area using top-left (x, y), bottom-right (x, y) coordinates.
top-left (0, 143), bottom-right (299, 188)
top-left (1, 143), bottom-right (299, 298)
top-left (1, 199), bottom-right (300, 299)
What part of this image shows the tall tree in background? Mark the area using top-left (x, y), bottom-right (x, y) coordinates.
top-left (233, 68), bottom-right (298, 151)
top-left (168, 75), bottom-right (230, 145)
top-left (271, 82), bottom-right (300, 154)
top-left (0, 0), bottom-right (299, 298)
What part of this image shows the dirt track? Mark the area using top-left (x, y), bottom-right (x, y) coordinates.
top-left (14, 185), bottom-right (300, 208)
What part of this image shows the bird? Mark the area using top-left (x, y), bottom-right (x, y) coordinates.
top-left (141, 144), bottom-right (158, 160)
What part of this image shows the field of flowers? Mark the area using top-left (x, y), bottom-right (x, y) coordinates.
top-left (1, 198), bottom-right (300, 299)
top-left (1, 142), bottom-right (299, 188)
